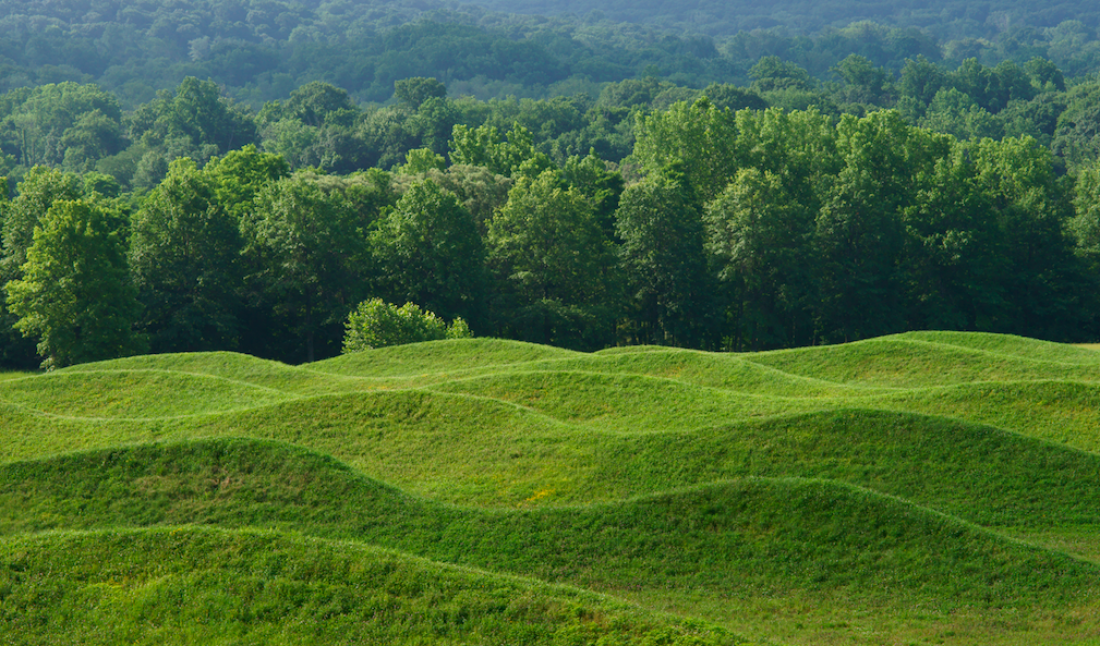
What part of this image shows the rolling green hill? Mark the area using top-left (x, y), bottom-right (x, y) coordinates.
top-left (2, 332), bottom-right (1100, 645)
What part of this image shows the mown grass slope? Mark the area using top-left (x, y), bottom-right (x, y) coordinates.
top-left (0, 526), bottom-right (741, 646)
top-left (2, 332), bottom-right (1099, 646)
top-left (2, 439), bottom-right (1094, 602)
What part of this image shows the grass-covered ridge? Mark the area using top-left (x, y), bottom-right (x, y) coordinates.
top-left (3, 332), bottom-right (1100, 645)
top-left (2, 439), bottom-right (1095, 602)
top-left (0, 526), bottom-right (743, 646)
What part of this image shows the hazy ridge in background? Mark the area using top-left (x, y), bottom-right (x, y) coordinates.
top-left (4, 0), bottom-right (1100, 108)
top-left (452, 0), bottom-right (1100, 37)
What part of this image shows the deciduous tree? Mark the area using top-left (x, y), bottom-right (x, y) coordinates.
top-left (487, 169), bottom-right (618, 348)
top-left (241, 170), bottom-right (388, 361)
top-left (617, 164), bottom-right (713, 347)
top-left (813, 111), bottom-right (924, 342)
top-left (632, 97), bottom-right (739, 204)
top-left (370, 179), bottom-right (486, 324)
top-left (130, 158), bottom-right (243, 352)
top-left (6, 199), bottom-right (143, 368)
top-left (706, 167), bottom-right (816, 349)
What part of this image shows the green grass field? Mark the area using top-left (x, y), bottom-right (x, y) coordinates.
top-left (2, 331), bottom-right (1100, 645)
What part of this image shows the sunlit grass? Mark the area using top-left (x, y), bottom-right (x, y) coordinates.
top-left (4, 331), bottom-right (1100, 645)
top-left (0, 525), bottom-right (744, 646)
top-left (4, 438), bottom-right (1097, 645)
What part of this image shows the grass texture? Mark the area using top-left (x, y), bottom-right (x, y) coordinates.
top-left (2, 331), bottom-right (1100, 645)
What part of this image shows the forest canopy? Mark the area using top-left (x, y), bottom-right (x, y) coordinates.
top-left (5, 0), bottom-right (1100, 367)
top-left (5, 0), bottom-right (1100, 107)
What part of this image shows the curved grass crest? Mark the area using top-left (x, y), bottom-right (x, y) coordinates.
top-left (4, 332), bottom-right (1100, 645)
top-left (2, 438), bottom-right (1095, 601)
top-left (0, 525), bottom-right (745, 646)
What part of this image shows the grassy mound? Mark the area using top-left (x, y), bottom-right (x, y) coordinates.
top-left (746, 336), bottom-right (1100, 387)
top-left (5, 331), bottom-right (1100, 645)
top-left (64, 352), bottom-right (359, 395)
top-left (900, 330), bottom-right (1100, 363)
top-left (554, 350), bottom-right (863, 396)
top-left (875, 379), bottom-right (1100, 451)
top-left (0, 369), bottom-right (294, 418)
top-left (428, 370), bottom-right (814, 433)
top-left (4, 387), bottom-right (1100, 526)
top-left (4, 439), bottom-right (1096, 643)
top-left (312, 338), bottom-right (580, 378)
top-left (0, 526), bottom-right (742, 646)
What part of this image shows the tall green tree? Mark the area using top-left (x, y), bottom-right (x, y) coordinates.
top-left (1, 166), bottom-right (82, 282)
top-left (487, 169), bottom-right (618, 348)
top-left (899, 142), bottom-right (1006, 331)
top-left (370, 179), bottom-right (486, 324)
top-left (749, 56), bottom-right (815, 93)
top-left (130, 158), bottom-right (243, 353)
top-left (813, 111), bottom-right (930, 342)
top-left (394, 77), bottom-right (448, 110)
top-left (0, 167), bottom-right (83, 367)
top-left (972, 136), bottom-right (1089, 339)
top-left (832, 54), bottom-right (895, 106)
top-left (897, 55), bottom-right (946, 119)
top-left (5, 199), bottom-right (143, 368)
top-left (616, 164), bottom-right (712, 347)
top-left (705, 107), bottom-right (838, 348)
top-left (354, 106), bottom-right (421, 170)
top-left (203, 144), bottom-right (291, 220)
top-left (701, 83), bottom-right (768, 112)
top-left (241, 171), bottom-right (388, 362)
top-left (632, 97), bottom-right (739, 204)
top-left (284, 81), bottom-right (359, 127)
top-left (919, 88), bottom-right (1003, 141)
top-left (706, 167), bottom-right (816, 350)
top-left (130, 77), bottom-right (258, 155)
top-left (410, 96), bottom-right (461, 156)
top-left (1053, 82), bottom-right (1100, 171)
top-left (561, 152), bottom-right (624, 241)
top-left (0, 82), bottom-right (124, 169)
top-left (129, 77), bottom-right (258, 188)
top-left (734, 107), bottom-right (839, 214)
top-left (450, 123), bottom-right (553, 177)
top-left (1071, 161), bottom-right (1100, 267)
top-left (400, 164), bottom-right (513, 235)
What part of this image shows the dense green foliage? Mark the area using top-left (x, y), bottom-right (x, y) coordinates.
top-left (460, 0), bottom-right (1100, 42)
top-left (9, 4), bottom-right (1100, 643)
top-left (130, 158), bottom-right (243, 353)
top-left (3, 332), bottom-right (1100, 644)
top-left (6, 0), bottom-right (1100, 109)
top-left (8, 1), bottom-right (1100, 366)
top-left (5, 198), bottom-right (143, 368)
top-left (6, 59), bottom-right (1100, 363)
top-left (343, 298), bottom-right (471, 352)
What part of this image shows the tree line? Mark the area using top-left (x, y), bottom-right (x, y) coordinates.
top-left (6, 49), bottom-right (1100, 193)
top-left (3, 88), bottom-right (1100, 367)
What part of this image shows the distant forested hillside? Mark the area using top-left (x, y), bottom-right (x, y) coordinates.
top-left (5, 0), bottom-right (1100, 109)
top-left (0, 0), bottom-right (739, 106)
top-left (456, 0), bottom-right (1100, 37)
top-left (6, 1), bottom-right (1100, 367)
